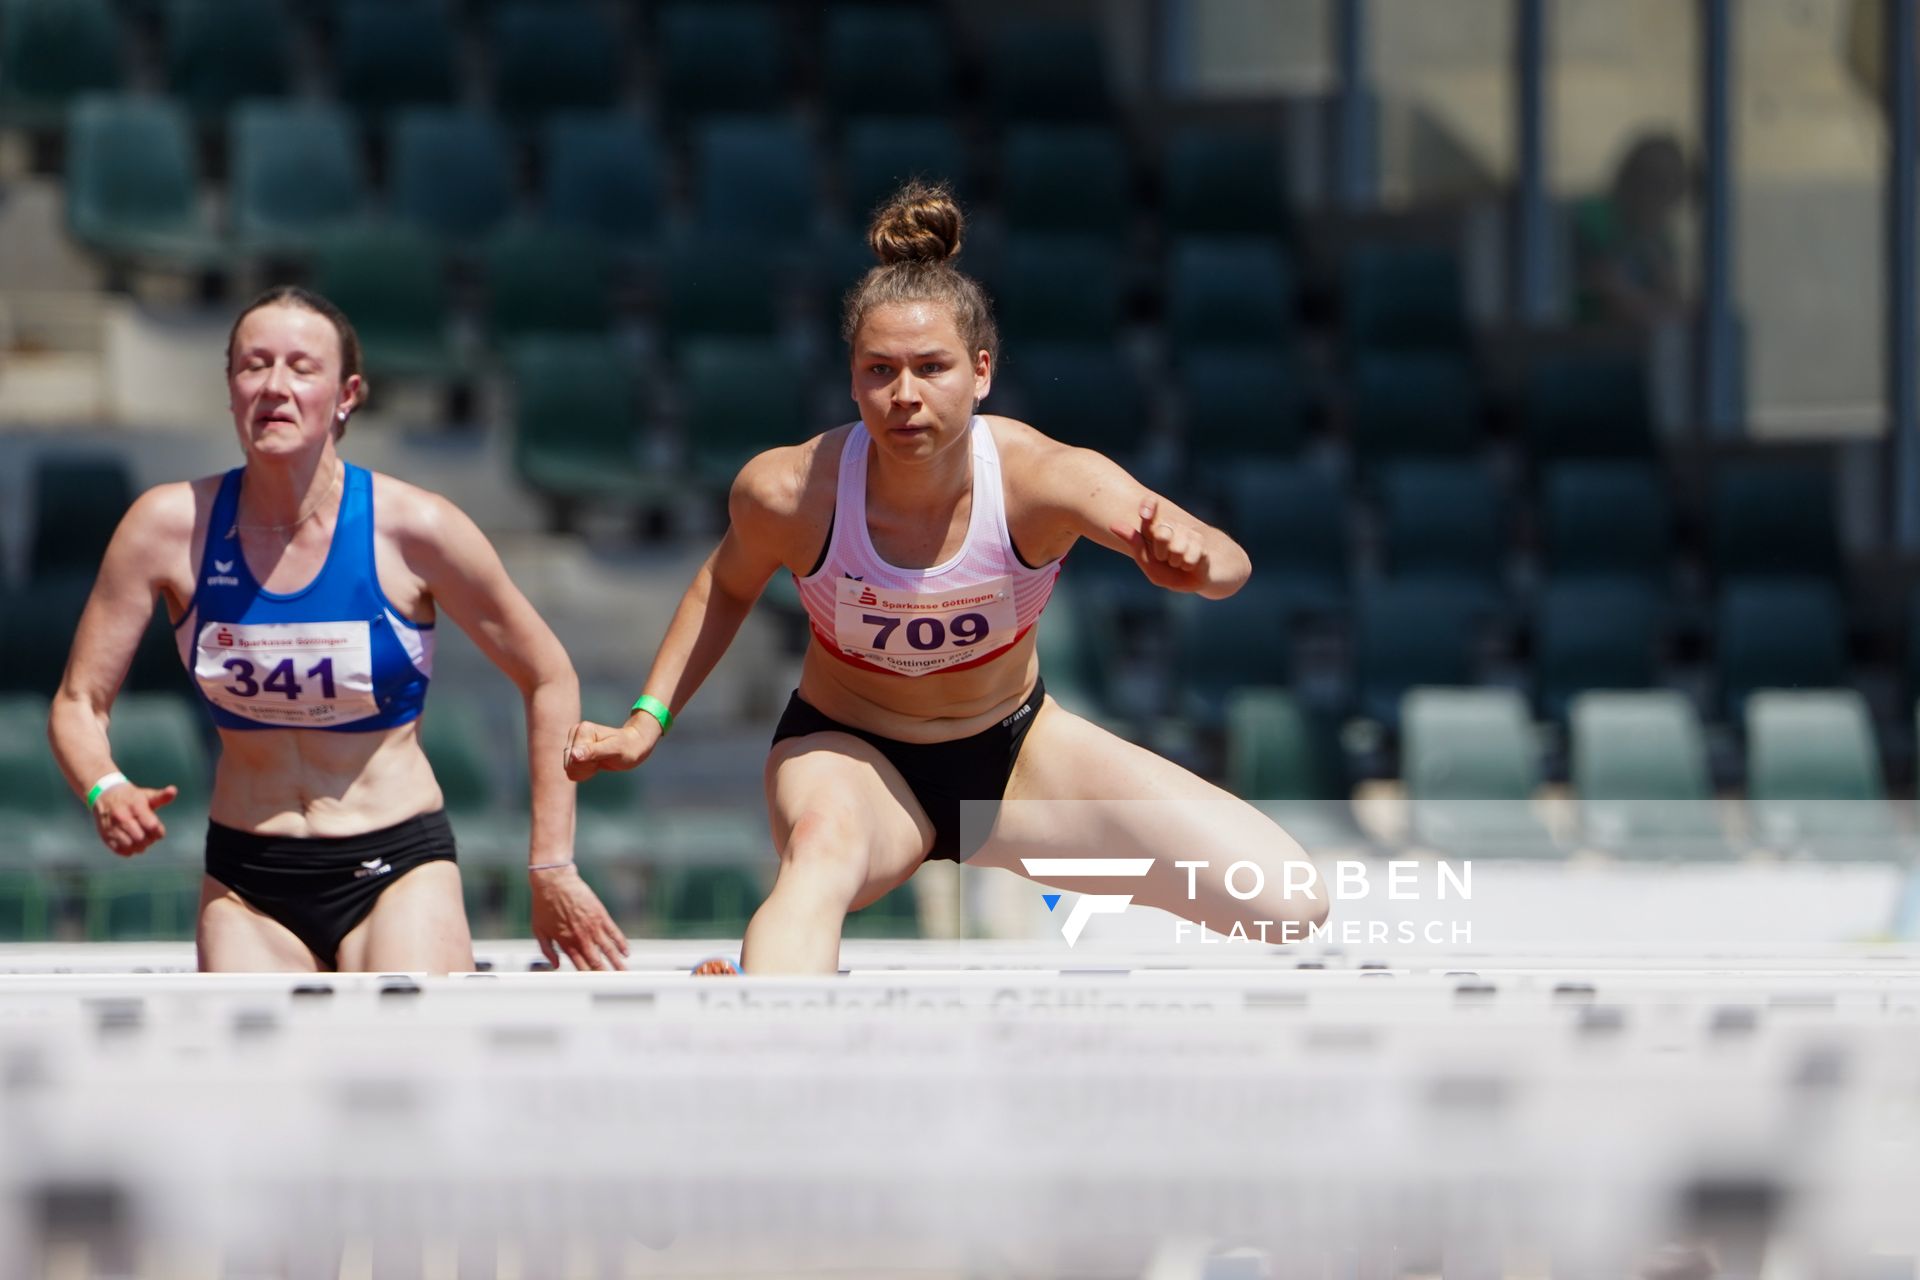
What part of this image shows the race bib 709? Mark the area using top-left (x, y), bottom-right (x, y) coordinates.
top-left (830, 577), bottom-right (1018, 675)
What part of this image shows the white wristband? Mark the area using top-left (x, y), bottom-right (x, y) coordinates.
top-left (86, 772), bottom-right (129, 809)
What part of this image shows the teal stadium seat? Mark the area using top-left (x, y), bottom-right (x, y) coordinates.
top-left (983, 17), bottom-right (1112, 123)
top-left (1001, 126), bottom-right (1131, 242)
top-left (1343, 243), bottom-right (1468, 354)
top-left (693, 117), bottom-right (819, 251)
top-left (0, 869), bottom-right (53, 942)
top-left (0, 574), bottom-right (93, 696)
top-left (1402, 687), bottom-right (1552, 858)
top-left (334, 0), bottom-right (456, 118)
top-left (994, 236), bottom-right (1124, 344)
top-left (0, 0), bottom-right (125, 129)
top-left (1716, 580), bottom-right (1848, 716)
top-left (682, 339), bottom-right (810, 488)
top-left (84, 863), bottom-right (201, 941)
top-left (1163, 124), bottom-right (1289, 241)
top-left (164, 0), bottom-right (293, 120)
top-left (1179, 347), bottom-right (1311, 471)
top-left (1219, 464), bottom-right (1349, 616)
top-left (542, 113), bottom-right (664, 248)
top-left (1225, 689), bottom-right (1361, 851)
top-left (109, 692), bottom-right (210, 819)
top-left (1539, 462), bottom-right (1670, 588)
top-left (657, 3), bottom-right (789, 123)
top-left (1171, 585), bottom-right (1292, 729)
top-left (839, 118), bottom-right (967, 224)
top-left (1354, 582), bottom-right (1476, 727)
top-left (508, 339), bottom-right (653, 528)
top-left (651, 864), bottom-right (768, 938)
top-left (29, 454), bottom-right (132, 580)
top-left (1570, 691), bottom-right (1727, 860)
top-left (1034, 585), bottom-right (1114, 721)
top-left (1166, 240), bottom-right (1297, 356)
top-left (230, 101), bottom-right (367, 256)
top-left (65, 94), bottom-right (223, 268)
top-left (823, 5), bottom-right (953, 121)
top-left (491, 1), bottom-right (621, 121)
top-left (664, 238), bottom-right (781, 347)
top-left (312, 227), bottom-right (460, 380)
top-left (1708, 459), bottom-right (1841, 584)
top-left (1002, 343), bottom-right (1147, 459)
top-left (842, 880), bottom-right (921, 939)
top-left (485, 228), bottom-right (615, 347)
top-left (389, 108), bottom-right (514, 246)
top-left (1519, 349), bottom-right (1654, 461)
top-left (1349, 351), bottom-right (1483, 474)
top-left (1534, 578), bottom-right (1661, 723)
top-left (1379, 462), bottom-right (1505, 609)
top-left (0, 694), bottom-right (90, 863)
top-left (1747, 690), bottom-right (1900, 859)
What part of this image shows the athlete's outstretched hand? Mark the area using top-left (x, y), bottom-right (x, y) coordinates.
top-left (1110, 498), bottom-right (1211, 593)
top-left (530, 864), bottom-right (630, 971)
top-left (564, 717), bottom-right (662, 782)
top-left (93, 781), bottom-right (178, 857)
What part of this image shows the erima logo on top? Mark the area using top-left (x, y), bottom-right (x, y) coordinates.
top-left (1023, 858), bottom-right (1153, 946)
top-left (206, 558), bottom-right (240, 588)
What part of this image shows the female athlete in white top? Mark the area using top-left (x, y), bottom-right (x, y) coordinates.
top-left (567, 183), bottom-right (1327, 972)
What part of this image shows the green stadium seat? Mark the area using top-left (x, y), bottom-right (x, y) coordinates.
top-left (334, 0), bottom-right (457, 118)
top-left (842, 879), bottom-right (921, 938)
top-left (508, 338), bottom-right (654, 526)
top-left (65, 94), bottom-right (223, 268)
top-left (1747, 690), bottom-right (1900, 859)
top-left (109, 692), bottom-right (210, 817)
top-left (1716, 580), bottom-right (1848, 716)
top-left (994, 236), bottom-right (1124, 344)
top-left (230, 101), bottom-right (367, 256)
top-left (1171, 585), bottom-right (1290, 729)
top-left (1402, 687), bottom-right (1552, 858)
top-left (484, 227), bottom-right (614, 346)
top-left (1166, 239), bottom-right (1296, 355)
top-left (1349, 351), bottom-right (1483, 472)
top-left (29, 454), bottom-right (132, 580)
top-left (1379, 462), bottom-right (1504, 608)
top-left (1539, 462), bottom-right (1670, 587)
top-left (823, 6), bottom-right (953, 121)
top-left (1224, 689), bottom-right (1361, 850)
top-left (542, 113), bottom-right (664, 248)
top-left (1343, 243), bottom-right (1467, 354)
top-left (983, 17), bottom-right (1111, 123)
top-left (0, 0), bottom-right (125, 129)
top-left (84, 863), bottom-right (201, 941)
top-left (1035, 585), bottom-right (1115, 721)
top-left (1219, 463), bottom-right (1349, 616)
top-left (164, 0), bottom-right (293, 120)
top-left (312, 227), bottom-right (460, 380)
top-left (1163, 124), bottom-right (1289, 241)
top-left (1001, 126), bottom-right (1131, 242)
top-left (390, 108), bottom-right (515, 245)
top-left (418, 696), bottom-right (497, 817)
top-left (1002, 343), bottom-right (1148, 459)
top-left (1570, 691), bottom-right (1727, 859)
top-left (663, 237), bottom-right (782, 347)
top-left (657, 2), bottom-right (789, 123)
top-left (693, 117), bottom-right (819, 250)
top-left (650, 863), bottom-right (768, 938)
top-left (0, 869), bottom-right (54, 942)
top-left (682, 338), bottom-right (810, 487)
top-left (491, 1), bottom-right (621, 121)
top-left (0, 574), bottom-right (93, 697)
top-left (1180, 348), bottom-right (1311, 471)
top-left (1708, 459), bottom-right (1841, 584)
top-left (1519, 349), bottom-right (1654, 461)
top-left (838, 117), bottom-right (967, 224)
top-left (1354, 582), bottom-right (1477, 727)
top-left (0, 694), bottom-right (90, 862)
top-left (1534, 578), bottom-right (1661, 723)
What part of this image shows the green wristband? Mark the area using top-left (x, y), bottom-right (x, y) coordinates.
top-left (631, 694), bottom-right (673, 735)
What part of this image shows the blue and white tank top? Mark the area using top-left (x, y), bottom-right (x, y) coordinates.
top-left (173, 463), bottom-right (434, 732)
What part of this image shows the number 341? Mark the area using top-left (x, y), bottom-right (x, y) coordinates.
top-left (224, 657), bottom-right (336, 700)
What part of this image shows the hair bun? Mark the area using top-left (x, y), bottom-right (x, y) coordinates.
top-left (868, 179), bottom-right (963, 265)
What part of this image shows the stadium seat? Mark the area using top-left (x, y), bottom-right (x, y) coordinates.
top-left (1224, 689), bottom-right (1361, 851)
top-left (1353, 582), bottom-right (1477, 727)
top-left (334, 0), bottom-right (457, 118)
top-left (983, 17), bottom-right (1112, 123)
top-left (1708, 459), bottom-right (1841, 584)
top-left (0, 574), bottom-right (93, 696)
top-left (682, 338), bottom-right (810, 487)
top-left (164, 0), bottom-right (293, 119)
top-left (1533, 578), bottom-right (1661, 723)
top-left (1402, 687), bottom-right (1552, 857)
top-left (1747, 690), bottom-right (1900, 859)
top-left (822, 5), bottom-right (953, 121)
top-left (663, 238), bottom-right (782, 347)
top-left (312, 227), bottom-right (460, 380)
top-left (0, 0), bottom-right (125, 129)
top-left (1166, 239), bottom-right (1297, 356)
top-left (84, 864), bottom-right (200, 942)
top-left (1001, 126), bottom-right (1131, 242)
top-left (29, 454), bottom-right (133, 580)
top-left (1342, 243), bottom-right (1468, 354)
top-left (508, 338), bottom-right (653, 525)
top-left (65, 95), bottom-right (223, 268)
top-left (1538, 462), bottom-right (1670, 587)
top-left (389, 109), bottom-right (515, 246)
top-left (491, 0), bottom-right (621, 121)
top-left (1378, 461), bottom-right (1505, 608)
top-left (650, 864), bottom-right (768, 937)
top-left (108, 692), bottom-right (210, 826)
top-left (994, 236), bottom-right (1125, 344)
top-left (1219, 463), bottom-right (1349, 617)
top-left (484, 227), bottom-right (614, 347)
top-left (1001, 343), bottom-right (1148, 459)
top-left (1035, 585), bottom-right (1115, 721)
top-left (230, 101), bottom-right (367, 256)
top-left (1349, 351), bottom-right (1483, 472)
top-left (1179, 347), bottom-right (1311, 471)
top-left (1163, 124), bottom-right (1289, 241)
top-left (1519, 349), bottom-right (1654, 461)
top-left (1570, 691), bottom-right (1727, 859)
top-left (838, 117), bottom-right (967, 224)
top-left (542, 113), bottom-right (664, 248)
top-left (841, 880), bottom-right (921, 938)
top-left (1171, 586), bottom-right (1291, 729)
top-left (0, 694), bottom-right (89, 862)
top-left (0, 869), bottom-right (53, 942)
top-left (692, 117), bottom-right (820, 250)
top-left (1716, 579), bottom-right (1849, 716)
top-left (657, 2), bottom-right (789, 123)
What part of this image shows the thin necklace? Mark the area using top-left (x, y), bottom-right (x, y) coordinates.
top-left (228, 461), bottom-right (342, 537)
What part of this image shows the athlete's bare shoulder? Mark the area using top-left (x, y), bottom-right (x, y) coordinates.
top-left (367, 468), bottom-right (467, 541)
top-left (982, 414), bottom-right (1067, 466)
top-left (729, 424), bottom-right (853, 572)
top-left (121, 478), bottom-right (205, 547)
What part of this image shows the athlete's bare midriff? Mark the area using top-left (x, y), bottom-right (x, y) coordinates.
top-left (208, 723), bottom-right (443, 837)
top-left (795, 630), bottom-right (1041, 743)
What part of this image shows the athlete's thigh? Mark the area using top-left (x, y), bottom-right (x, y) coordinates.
top-left (765, 731), bottom-right (932, 909)
top-left (197, 875), bottom-right (322, 973)
top-left (334, 861), bottom-right (473, 974)
top-left (976, 698), bottom-right (1310, 915)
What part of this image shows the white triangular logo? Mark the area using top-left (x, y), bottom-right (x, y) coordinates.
top-left (214, 560), bottom-right (233, 573)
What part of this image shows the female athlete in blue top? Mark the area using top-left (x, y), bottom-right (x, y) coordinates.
top-left (49, 288), bottom-right (628, 973)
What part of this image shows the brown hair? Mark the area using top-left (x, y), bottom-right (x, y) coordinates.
top-left (842, 180), bottom-right (999, 371)
top-left (225, 286), bottom-right (366, 438)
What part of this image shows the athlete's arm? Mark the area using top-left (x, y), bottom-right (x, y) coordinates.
top-left (1013, 428), bottom-right (1251, 599)
top-left (48, 486), bottom-right (189, 856)
top-left (398, 489), bottom-right (627, 971)
top-left (566, 448), bottom-right (801, 781)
